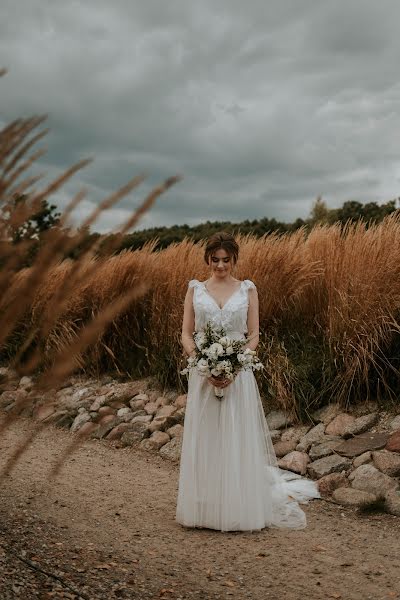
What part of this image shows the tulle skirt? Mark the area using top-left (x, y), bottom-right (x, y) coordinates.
top-left (176, 369), bottom-right (321, 532)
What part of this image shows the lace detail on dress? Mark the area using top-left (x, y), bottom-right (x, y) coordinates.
top-left (242, 279), bottom-right (256, 290)
top-left (189, 279), bottom-right (252, 336)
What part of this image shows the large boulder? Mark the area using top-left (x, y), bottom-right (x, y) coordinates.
top-left (159, 436), bottom-right (183, 462)
top-left (386, 430), bottom-right (400, 453)
top-left (307, 454), bottom-right (351, 479)
top-left (384, 490), bottom-right (400, 516)
top-left (335, 432), bottom-right (389, 458)
top-left (296, 423), bottom-right (326, 452)
top-left (281, 425), bottom-right (311, 444)
top-left (309, 438), bottom-right (341, 461)
top-left (311, 403), bottom-right (342, 425)
top-left (342, 413), bottom-right (379, 439)
top-left (121, 422), bottom-right (150, 446)
top-left (317, 473), bottom-right (350, 497)
top-left (277, 451), bottom-right (310, 475)
top-left (332, 487), bottom-right (377, 507)
top-left (70, 411), bottom-right (91, 433)
top-left (372, 451), bottom-right (400, 477)
top-left (389, 415), bottom-right (400, 432)
top-left (325, 413), bottom-right (355, 436)
top-left (350, 464), bottom-right (398, 498)
top-left (140, 431), bottom-right (170, 452)
top-left (273, 440), bottom-right (297, 458)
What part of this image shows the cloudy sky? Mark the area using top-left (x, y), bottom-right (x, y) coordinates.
top-left (1, 0), bottom-right (400, 232)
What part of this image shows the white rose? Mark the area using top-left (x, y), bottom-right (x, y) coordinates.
top-left (209, 343), bottom-right (224, 356)
top-left (218, 336), bottom-right (229, 347)
top-left (226, 346), bottom-right (234, 355)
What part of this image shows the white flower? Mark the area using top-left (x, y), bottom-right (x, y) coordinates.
top-left (211, 367), bottom-right (223, 377)
top-left (218, 336), bottom-right (229, 347)
top-left (194, 333), bottom-right (206, 349)
top-left (244, 348), bottom-right (256, 355)
top-left (226, 346), bottom-right (234, 355)
top-left (208, 343), bottom-right (224, 356)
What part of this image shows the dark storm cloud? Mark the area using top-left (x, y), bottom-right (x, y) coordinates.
top-left (1, 0), bottom-right (400, 232)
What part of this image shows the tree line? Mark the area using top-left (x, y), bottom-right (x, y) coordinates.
top-left (0, 194), bottom-right (398, 266)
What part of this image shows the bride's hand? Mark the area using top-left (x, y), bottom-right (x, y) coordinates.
top-left (208, 376), bottom-right (231, 389)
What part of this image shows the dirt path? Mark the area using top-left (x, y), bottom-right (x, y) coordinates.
top-left (0, 419), bottom-right (399, 600)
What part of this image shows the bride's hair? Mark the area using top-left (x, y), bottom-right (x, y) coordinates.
top-left (204, 231), bottom-right (239, 265)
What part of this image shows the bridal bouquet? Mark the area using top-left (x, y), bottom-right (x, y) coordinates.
top-left (180, 321), bottom-right (263, 399)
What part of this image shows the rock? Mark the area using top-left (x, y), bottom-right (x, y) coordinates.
top-left (92, 416), bottom-right (123, 439)
top-left (173, 407), bottom-right (186, 424)
top-left (317, 473), bottom-right (350, 497)
top-left (70, 411), bottom-right (91, 433)
top-left (108, 400), bottom-right (127, 410)
top-left (281, 425), bottom-right (311, 444)
top-left (166, 424), bottom-right (184, 438)
top-left (273, 440), bottom-right (297, 458)
top-left (157, 405), bottom-right (177, 418)
top-left (130, 415), bottom-right (153, 424)
top-left (335, 432), bottom-right (389, 458)
top-left (131, 393), bottom-right (149, 404)
top-left (350, 464), bottom-right (398, 498)
top-left (0, 391), bottom-right (18, 409)
top-left (309, 438), bottom-right (341, 460)
top-left (174, 394), bottom-right (187, 409)
top-left (307, 454), bottom-right (351, 479)
top-left (372, 451), bottom-right (400, 476)
top-left (117, 407), bottom-right (132, 417)
top-left (386, 430), bottom-right (400, 453)
top-left (342, 413), bottom-right (379, 439)
top-left (131, 409), bottom-right (147, 418)
top-left (144, 402), bottom-right (158, 416)
top-left (140, 431), bottom-right (170, 452)
top-left (121, 422), bottom-right (150, 445)
top-left (325, 413), bottom-right (356, 436)
top-left (97, 406), bottom-right (115, 417)
top-left (353, 451), bottom-right (372, 468)
top-left (98, 414), bottom-right (116, 425)
top-left (277, 451), bottom-right (310, 475)
top-left (155, 396), bottom-right (171, 407)
top-left (384, 489), bottom-right (400, 516)
top-left (269, 430), bottom-right (282, 443)
top-left (89, 396), bottom-right (108, 411)
top-left (105, 382), bottom-right (144, 403)
top-left (33, 403), bottom-right (56, 422)
top-left (19, 376), bottom-right (33, 390)
top-left (106, 423), bottom-right (134, 441)
top-left (332, 487), bottom-right (377, 507)
top-left (296, 423), bottom-right (326, 452)
top-left (389, 415), bottom-right (400, 432)
top-left (266, 410), bottom-right (291, 430)
top-left (159, 436), bottom-right (183, 462)
top-left (148, 415), bottom-right (178, 433)
top-left (129, 398), bottom-right (146, 410)
top-left (76, 422), bottom-right (98, 437)
top-left (312, 403), bottom-right (342, 425)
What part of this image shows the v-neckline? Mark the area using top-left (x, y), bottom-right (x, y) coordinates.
top-left (202, 280), bottom-right (243, 311)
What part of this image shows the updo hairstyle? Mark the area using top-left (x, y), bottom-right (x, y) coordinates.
top-left (204, 231), bottom-right (239, 265)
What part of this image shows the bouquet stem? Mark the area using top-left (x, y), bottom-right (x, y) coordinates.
top-left (214, 386), bottom-right (224, 400)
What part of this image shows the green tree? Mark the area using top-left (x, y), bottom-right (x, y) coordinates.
top-left (1, 193), bottom-right (61, 243)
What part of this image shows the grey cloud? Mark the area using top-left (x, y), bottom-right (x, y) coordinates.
top-left (1, 0), bottom-right (400, 233)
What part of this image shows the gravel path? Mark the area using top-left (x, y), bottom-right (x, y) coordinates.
top-left (0, 418), bottom-right (399, 600)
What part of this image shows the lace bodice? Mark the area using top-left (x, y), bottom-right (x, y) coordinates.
top-left (188, 279), bottom-right (256, 338)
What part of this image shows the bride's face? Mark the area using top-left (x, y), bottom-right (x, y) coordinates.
top-left (209, 248), bottom-right (233, 278)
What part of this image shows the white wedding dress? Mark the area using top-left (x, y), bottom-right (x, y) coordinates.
top-left (176, 279), bottom-right (320, 532)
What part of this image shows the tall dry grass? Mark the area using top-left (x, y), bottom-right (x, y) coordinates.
top-left (5, 215), bottom-right (400, 424)
top-left (0, 68), bottom-right (181, 475)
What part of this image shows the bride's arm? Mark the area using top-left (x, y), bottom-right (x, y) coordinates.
top-left (181, 287), bottom-right (196, 357)
top-left (244, 286), bottom-right (260, 351)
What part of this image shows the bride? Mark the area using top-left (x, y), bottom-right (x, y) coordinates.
top-left (176, 231), bottom-right (320, 532)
